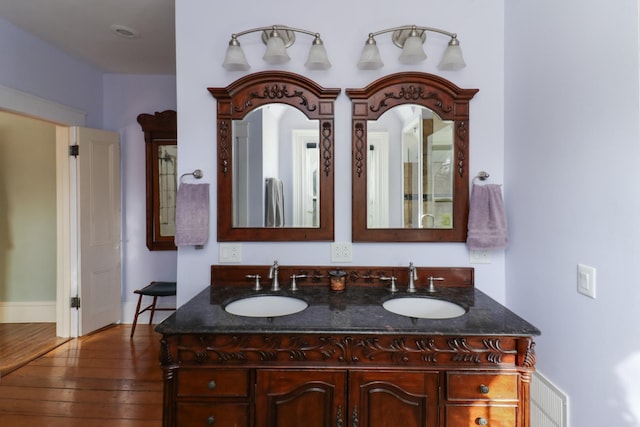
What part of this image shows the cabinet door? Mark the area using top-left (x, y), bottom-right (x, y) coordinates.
top-left (256, 370), bottom-right (346, 427)
top-left (349, 371), bottom-right (439, 427)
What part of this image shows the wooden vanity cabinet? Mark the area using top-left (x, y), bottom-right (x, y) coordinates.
top-left (256, 369), bottom-right (438, 427)
top-left (444, 372), bottom-right (520, 426)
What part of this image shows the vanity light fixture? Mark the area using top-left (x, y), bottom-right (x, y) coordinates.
top-left (357, 25), bottom-right (466, 71)
top-left (222, 25), bottom-right (331, 71)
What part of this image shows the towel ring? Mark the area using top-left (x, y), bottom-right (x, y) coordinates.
top-left (472, 171), bottom-right (490, 184)
top-left (180, 169), bottom-right (204, 183)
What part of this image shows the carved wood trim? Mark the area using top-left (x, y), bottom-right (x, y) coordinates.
top-left (346, 73), bottom-right (478, 243)
top-left (208, 71), bottom-right (340, 242)
top-left (168, 334), bottom-right (528, 368)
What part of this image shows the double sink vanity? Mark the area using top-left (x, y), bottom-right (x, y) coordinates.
top-left (149, 71), bottom-right (539, 426)
top-left (156, 265), bottom-right (539, 427)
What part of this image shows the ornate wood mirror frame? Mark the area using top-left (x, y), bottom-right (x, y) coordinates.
top-left (137, 110), bottom-right (177, 251)
top-left (347, 73), bottom-right (478, 242)
top-left (209, 71), bottom-right (341, 241)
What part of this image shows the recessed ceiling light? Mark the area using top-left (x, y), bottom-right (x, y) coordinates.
top-left (111, 24), bottom-right (139, 39)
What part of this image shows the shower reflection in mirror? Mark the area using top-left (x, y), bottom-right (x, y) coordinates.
top-left (367, 104), bottom-right (454, 229)
top-left (232, 104), bottom-right (320, 228)
top-left (158, 144), bottom-right (178, 236)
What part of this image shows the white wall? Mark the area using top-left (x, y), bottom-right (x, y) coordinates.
top-left (505, 1), bottom-right (640, 425)
top-left (103, 74), bottom-right (177, 323)
top-left (175, 0), bottom-right (508, 305)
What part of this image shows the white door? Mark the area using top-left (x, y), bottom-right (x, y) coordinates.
top-left (56, 126), bottom-right (121, 337)
top-left (77, 127), bottom-right (121, 335)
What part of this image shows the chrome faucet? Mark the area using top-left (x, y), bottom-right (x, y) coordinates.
top-left (407, 262), bottom-right (418, 293)
top-left (269, 260), bottom-right (280, 291)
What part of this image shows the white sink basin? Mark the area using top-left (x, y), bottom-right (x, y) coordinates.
top-left (225, 295), bottom-right (308, 318)
top-left (382, 297), bottom-right (466, 319)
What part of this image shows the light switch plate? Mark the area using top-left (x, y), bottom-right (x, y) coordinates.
top-left (577, 263), bottom-right (596, 299)
top-left (219, 243), bottom-right (242, 263)
top-left (469, 249), bottom-right (491, 264)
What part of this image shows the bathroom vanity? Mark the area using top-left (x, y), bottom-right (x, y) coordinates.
top-left (156, 265), bottom-right (539, 427)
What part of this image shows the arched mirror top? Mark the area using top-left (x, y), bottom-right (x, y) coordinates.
top-left (208, 71), bottom-right (341, 242)
top-left (347, 73), bottom-right (478, 242)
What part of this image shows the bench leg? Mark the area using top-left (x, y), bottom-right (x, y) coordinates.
top-left (130, 293), bottom-right (144, 338)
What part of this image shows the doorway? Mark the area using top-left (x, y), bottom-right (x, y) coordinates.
top-left (0, 111), bottom-right (57, 322)
top-left (0, 84), bottom-right (121, 338)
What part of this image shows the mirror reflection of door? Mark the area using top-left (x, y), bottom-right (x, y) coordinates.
top-left (292, 130), bottom-right (319, 227)
top-left (232, 104), bottom-right (320, 228)
top-left (368, 104), bottom-right (454, 229)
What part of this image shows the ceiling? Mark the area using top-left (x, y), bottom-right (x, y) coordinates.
top-left (0, 0), bottom-right (175, 74)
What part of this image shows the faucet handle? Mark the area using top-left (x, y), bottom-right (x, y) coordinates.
top-left (246, 274), bottom-right (262, 291)
top-left (427, 276), bottom-right (444, 292)
top-left (380, 276), bottom-right (399, 293)
top-left (290, 274), bottom-right (307, 291)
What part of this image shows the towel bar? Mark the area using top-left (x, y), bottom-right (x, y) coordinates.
top-left (472, 171), bottom-right (490, 184)
top-left (180, 169), bottom-right (204, 183)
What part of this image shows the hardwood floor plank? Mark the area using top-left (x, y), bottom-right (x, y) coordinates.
top-left (0, 324), bottom-right (163, 426)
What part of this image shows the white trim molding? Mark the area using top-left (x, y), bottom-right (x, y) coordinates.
top-left (0, 301), bottom-right (56, 323)
top-left (0, 84), bottom-right (86, 126)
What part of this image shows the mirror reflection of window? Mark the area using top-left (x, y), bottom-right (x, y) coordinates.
top-left (232, 104), bottom-right (320, 228)
top-left (367, 104), bottom-right (454, 229)
top-left (157, 145), bottom-right (177, 236)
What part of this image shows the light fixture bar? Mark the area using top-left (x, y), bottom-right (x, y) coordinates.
top-left (357, 24), bottom-right (466, 71)
top-left (222, 25), bottom-right (331, 71)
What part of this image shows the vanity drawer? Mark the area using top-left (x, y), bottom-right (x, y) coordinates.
top-left (446, 405), bottom-right (516, 426)
top-left (178, 369), bottom-right (250, 397)
top-left (177, 403), bottom-right (250, 426)
top-left (446, 372), bottom-right (518, 401)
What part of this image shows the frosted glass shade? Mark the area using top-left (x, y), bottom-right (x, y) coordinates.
top-left (263, 35), bottom-right (290, 64)
top-left (438, 44), bottom-right (466, 70)
top-left (222, 44), bottom-right (250, 71)
top-left (305, 42), bottom-right (331, 70)
top-left (357, 43), bottom-right (383, 70)
top-left (398, 35), bottom-right (427, 64)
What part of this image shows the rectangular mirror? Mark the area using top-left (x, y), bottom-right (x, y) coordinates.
top-left (137, 110), bottom-right (177, 250)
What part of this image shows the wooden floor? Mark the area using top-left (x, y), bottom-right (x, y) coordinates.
top-left (0, 323), bottom-right (69, 377)
top-left (0, 324), bottom-right (163, 426)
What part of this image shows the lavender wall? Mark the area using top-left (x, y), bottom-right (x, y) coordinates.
top-left (505, 1), bottom-right (640, 425)
top-left (175, 0), bottom-right (508, 303)
top-left (103, 74), bottom-right (177, 322)
top-left (0, 17), bottom-right (103, 127)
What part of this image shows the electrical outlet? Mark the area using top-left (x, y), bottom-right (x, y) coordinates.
top-left (331, 243), bottom-right (352, 262)
top-left (469, 249), bottom-right (491, 264)
top-left (219, 243), bottom-right (242, 263)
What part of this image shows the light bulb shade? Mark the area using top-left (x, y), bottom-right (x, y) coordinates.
top-left (438, 43), bottom-right (466, 70)
top-left (222, 43), bottom-right (250, 71)
top-left (305, 42), bottom-right (331, 70)
top-left (263, 35), bottom-right (290, 65)
top-left (357, 43), bottom-right (383, 70)
top-left (398, 35), bottom-right (427, 64)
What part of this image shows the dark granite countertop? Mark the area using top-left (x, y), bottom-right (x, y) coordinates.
top-left (156, 284), bottom-right (540, 337)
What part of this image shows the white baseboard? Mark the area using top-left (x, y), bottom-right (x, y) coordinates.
top-left (0, 301), bottom-right (56, 323)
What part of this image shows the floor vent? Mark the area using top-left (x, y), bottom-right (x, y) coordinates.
top-left (531, 371), bottom-right (568, 427)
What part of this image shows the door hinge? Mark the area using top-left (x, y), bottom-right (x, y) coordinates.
top-left (70, 296), bottom-right (81, 309)
top-left (69, 145), bottom-right (79, 157)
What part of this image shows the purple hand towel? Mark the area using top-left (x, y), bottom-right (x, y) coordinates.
top-left (466, 184), bottom-right (508, 250)
top-left (175, 183), bottom-right (210, 247)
